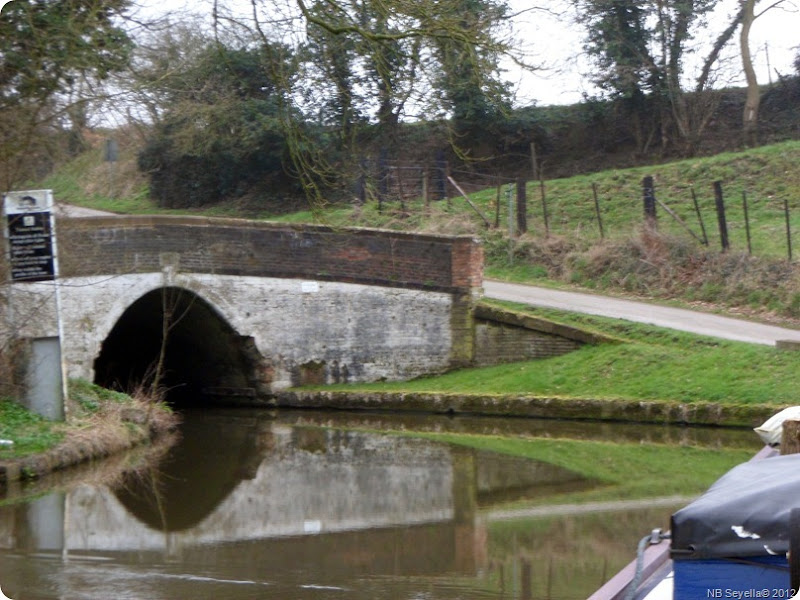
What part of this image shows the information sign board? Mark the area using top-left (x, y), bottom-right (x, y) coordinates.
top-left (3, 190), bottom-right (56, 282)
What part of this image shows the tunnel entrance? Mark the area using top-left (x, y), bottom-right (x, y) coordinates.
top-left (93, 287), bottom-right (267, 408)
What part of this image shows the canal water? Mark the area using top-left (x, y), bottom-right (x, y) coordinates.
top-left (0, 409), bottom-right (761, 600)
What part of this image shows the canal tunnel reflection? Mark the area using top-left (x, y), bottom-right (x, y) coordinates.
top-left (107, 412), bottom-right (600, 536)
top-left (112, 411), bottom-right (266, 531)
top-left (93, 287), bottom-right (261, 408)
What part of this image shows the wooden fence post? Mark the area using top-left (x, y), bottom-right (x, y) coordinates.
top-left (516, 178), bottom-right (527, 235)
top-left (642, 176), bottom-right (657, 229)
top-left (447, 176), bottom-right (491, 228)
top-left (539, 176), bottom-right (549, 237)
top-left (742, 191), bottom-right (752, 255)
top-left (530, 142), bottom-right (539, 181)
top-left (785, 196), bottom-right (793, 262)
top-left (592, 182), bottom-right (605, 239)
top-left (494, 181), bottom-right (501, 228)
top-left (691, 187), bottom-right (709, 246)
top-left (713, 181), bottom-right (730, 252)
top-left (655, 195), bottom-right (706, 245)
top-left (422, 169), bottom-right (429, 208)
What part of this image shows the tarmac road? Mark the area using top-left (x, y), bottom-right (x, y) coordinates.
top-left (53, 203), bottom-right (114, 218)
top-left (483, 279), bottom-right (800, 346)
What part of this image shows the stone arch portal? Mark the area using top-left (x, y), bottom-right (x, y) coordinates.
top-left (93, 287), bottom-right (268, 407)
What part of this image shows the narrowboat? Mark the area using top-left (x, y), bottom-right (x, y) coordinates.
top-left (670, 449), bottom-right (798, 598)
top-left (591, 444), bottom-right (800, 600)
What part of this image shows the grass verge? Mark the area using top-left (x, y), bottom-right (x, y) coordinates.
top-left (0, 399), bottom-right (63, 458)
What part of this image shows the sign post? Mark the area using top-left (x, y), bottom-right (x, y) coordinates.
top-left (5, 191), bottom-right (57, 282)
top-left (2, 190), bottom-right (67, 420)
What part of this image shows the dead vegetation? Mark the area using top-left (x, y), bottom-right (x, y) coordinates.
top-left (0, 379), bottom-right (180, 484)
top-left (501, 228), bottom-right (800, 323)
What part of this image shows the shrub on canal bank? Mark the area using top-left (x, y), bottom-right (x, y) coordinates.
top-left (0, 379), bottom-right (178, 482)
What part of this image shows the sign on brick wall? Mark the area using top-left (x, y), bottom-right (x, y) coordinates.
top-left (3, 190), bottom-right (56, 282)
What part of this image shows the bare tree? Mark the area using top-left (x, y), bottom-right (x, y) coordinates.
top-left (0, 0), bottom-right (134, 189)
top-left (201, 0), bottom-right (521, 205)
top-left (741, 0), bottom-right (759, 144)
top-left (739, 0), bottom-right (790, 145)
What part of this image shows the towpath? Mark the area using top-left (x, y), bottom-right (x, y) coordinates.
top-left (53, 203), bottom-right (114, 218)
top-left (483, 279), bottom-right (800, 346)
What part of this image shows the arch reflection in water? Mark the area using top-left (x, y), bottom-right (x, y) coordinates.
top-left (101, 412), bottom-right (595, 546)
top-left (0, 411), bottom-right (601, 599)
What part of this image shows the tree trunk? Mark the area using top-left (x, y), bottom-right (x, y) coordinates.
top-left (740, 0), bottom-right (760, 145)
top-left (696, 4), bottom-right (746, 94)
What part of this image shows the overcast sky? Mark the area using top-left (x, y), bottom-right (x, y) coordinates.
top-left (2, 0), bottom-right (797, 107)
top-left (505, 0), bottom-right (800, 106)
top-left (135, 0), bottom-right (798, 106)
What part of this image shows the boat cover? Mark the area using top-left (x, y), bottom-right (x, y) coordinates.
top-left (671, 453), bottom-right (800, 559)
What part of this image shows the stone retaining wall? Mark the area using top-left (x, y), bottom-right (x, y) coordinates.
top-left (277, 390), bottom-right (779, 428)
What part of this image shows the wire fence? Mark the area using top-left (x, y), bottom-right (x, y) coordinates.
top-left (356, 158), bottom-right (797, 262)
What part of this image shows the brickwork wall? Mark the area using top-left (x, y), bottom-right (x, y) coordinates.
top-left (57, 216), bottom-right (483, 294)
top-left (472, 321), bottom-right (583, 366)
top-left (471, 304), bottom-right (614, 367)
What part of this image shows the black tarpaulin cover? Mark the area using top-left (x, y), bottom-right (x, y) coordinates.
top-left (671, 453), bottom-right (800, 560)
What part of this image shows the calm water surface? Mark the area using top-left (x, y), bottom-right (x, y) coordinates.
top-left (0, 409), bottom-right (761, 600)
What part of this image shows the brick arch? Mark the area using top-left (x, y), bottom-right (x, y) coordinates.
top-left (41, 216), bottom-right (484, 402)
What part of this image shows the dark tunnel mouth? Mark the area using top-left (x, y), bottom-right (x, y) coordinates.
top-left (93, 287), bottom-right (261, 408)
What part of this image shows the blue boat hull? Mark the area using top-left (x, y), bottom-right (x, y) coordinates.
top-left (673, 556), bottom-right (791, 599)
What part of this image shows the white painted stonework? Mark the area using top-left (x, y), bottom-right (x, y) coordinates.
top-left (21, 272), bottom-right (456, 391)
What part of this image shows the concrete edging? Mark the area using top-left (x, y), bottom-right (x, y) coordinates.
top-left (474, 303), bottom-right (619, 346)
top-left (276, 390), bottom-right (780, 428)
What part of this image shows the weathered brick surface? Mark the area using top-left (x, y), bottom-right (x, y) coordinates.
top-left (57, 216), bottom-right (482, 294)
top-left (473, 322), bottom-right (582, 365)
top-left (472, 304), bottom-right (616, 367)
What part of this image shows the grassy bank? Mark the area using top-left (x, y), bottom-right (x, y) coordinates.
top-left (270, 142), bottom-right (800, 320)
top-left (0, 379), bottom-right (178, 481)
top-left (308, 303), bottom-right (800, 408)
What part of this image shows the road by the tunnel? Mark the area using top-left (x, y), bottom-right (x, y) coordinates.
top-left (483, 279), bottom-right (800, 346)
